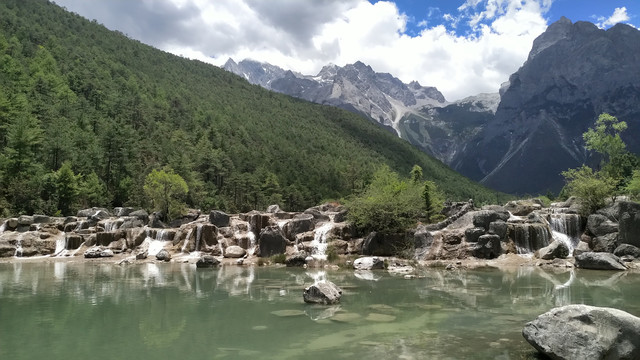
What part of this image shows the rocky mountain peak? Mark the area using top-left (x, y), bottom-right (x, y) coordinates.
top-left (528, 16), bottom-right (572, 60)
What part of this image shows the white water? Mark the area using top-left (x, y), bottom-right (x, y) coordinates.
top-left (552, 231), bottom-right (575, 255)
top-left (310, 222), bottom-right (334, 261)
top-left (14, 232), bottom-right (24, 257)
top-left (146, 238), bottom-right (168, 257)
top-left (307, 270), bottom-right (326, 284)
top-left (549, 213), bottom-right (581, 255)
top-left (0, 220), bottom-right (6, 233)
top-left (195, 224), bottom-right (202, 251)
top-left (53, 235), bottom-right (67, 257)
top-left (247, 231), bottom-right (256, 256)
top-left (181, 228), bottom-right (193, 253)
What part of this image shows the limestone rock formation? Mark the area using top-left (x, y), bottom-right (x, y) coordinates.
top-left (523, 304), bottom-right (640, 359)
top-left (575, 252), bottom-right (626, 270)
top-left (303, 280), bottom-right (343, 305)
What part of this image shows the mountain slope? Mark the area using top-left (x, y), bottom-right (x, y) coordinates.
top-left (454, 17), bottom-right (640, 194)
top-left (0, 0), bottom-right (502, 216)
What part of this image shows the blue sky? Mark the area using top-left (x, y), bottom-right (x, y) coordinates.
top-left (54, 0), bottom-right (638, 100)
top-left (390, 0), bottom-right (637, 36)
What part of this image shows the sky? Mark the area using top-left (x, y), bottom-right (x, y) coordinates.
top-left (53, 0), bottom-right (638, 101)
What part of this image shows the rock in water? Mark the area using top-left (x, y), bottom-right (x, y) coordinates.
top-left (353, 256), bottom-right (384, 270)
top-left (523, 305), bottom-right (640, 360)
top-left (575, 252), bottom-right (626, 271)
top-left (303, 280), bottom-right (342, 305)
top-left (196, 255), bottom-right (220, 268)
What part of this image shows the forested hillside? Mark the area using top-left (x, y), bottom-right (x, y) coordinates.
top-left (0, 0), bottom-right (502, 216)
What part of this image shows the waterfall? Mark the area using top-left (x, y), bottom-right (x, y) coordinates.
top-left (549, 213), bottom-right (581, 255)
top-left (195, 225), bottom-right (202, 251)
top-left (0, 220), bottom-right (6, 233)
top-left (146, 237), bottom-right (167, 257)
top-left (512, 224), bottom-right (551, 255)
top-left (53, 235), bottom-right (68, 257)
top-left (311, 222), bottom-right (334, 261)
top-left (247, 231), bottom-right (256, 256)
top-left (181, 228), bottom-right (193, 253)
top-left (14, 233), bottom-right (24, 257)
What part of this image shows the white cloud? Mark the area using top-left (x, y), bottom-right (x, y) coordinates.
top-left (596, 7), bottom-right (630, 29)
top-left (54, 0), bottom-right (553, 101)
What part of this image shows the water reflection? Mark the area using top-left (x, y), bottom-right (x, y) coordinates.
top-left (1, 263), bottom-right (640, 359)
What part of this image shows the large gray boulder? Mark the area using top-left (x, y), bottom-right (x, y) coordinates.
top-left (591, 232), bottom-right (619, 253)
top-left (471, 234), bottom-right (501, 259)
top-left (614, 244), bottom-right (640, 258)
top-left (575, 252), bottom-right (626, 271)
top-left (224, 245), bottom-right (246, 258)
top-left (353, 256), bottom-right (384, 270)
top-left (587, 214), bottom-right (618, 237)
top-left (472, 210), bottom-right (510, 230)
top-left (257, 226), bottom-right (287, 257)
top-left (362, 232), bottom-right (407, 256)
top-left (523, 305), bottom-right (640, 360)
top-left (209, 210), bottom-right (230, 228)
top-left (196, 255), bottom-right (220, 268)
top-left (537, 240), bottom-right (569, 260)
top-left (617, 202), bottom-right (640, 248)
top-left (282, 214), bottom-right (314, 241)
top-left (464, 227), bottom-right (485, 243)
top-left (155, 249), bottom-right (171, 262)
top-left (303, 280), bottom-right (342, 304)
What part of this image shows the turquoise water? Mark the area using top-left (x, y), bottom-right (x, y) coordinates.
top-left (1, 262), bottom-right (639, 359)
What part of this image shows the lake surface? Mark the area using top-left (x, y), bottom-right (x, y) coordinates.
top-left (1, 262), bottom-right (640, 360)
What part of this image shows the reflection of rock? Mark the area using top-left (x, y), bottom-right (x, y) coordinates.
top-left (303, 280), bottom-right (342, 304)
top-left (523, 305), bottom-right (640, 360)
top-left (575, 252), bottom-right (626, 271)
top-left (305, 306), bottom-right (342, 321)
top-left (354, 270), bottom-right (381, 281)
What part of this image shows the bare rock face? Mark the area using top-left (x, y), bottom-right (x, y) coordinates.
top-left (353, 256), bottom-right (384, 270)
top-left (575, 252), bottom-right (626, 271)
top-left (257, 226), bottom-right (286, 257)
top-left (303, 280), bottom-right (342, 305)
top-left (523, 305), bottom-right (640, 360)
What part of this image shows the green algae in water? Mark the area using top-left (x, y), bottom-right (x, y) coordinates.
top-left (1, 263), bottom-right (640, 359)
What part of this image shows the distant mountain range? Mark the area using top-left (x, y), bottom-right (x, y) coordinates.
top-left (224, 17), bottom-right (640, 195)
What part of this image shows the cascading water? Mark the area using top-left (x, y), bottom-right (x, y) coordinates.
top-left (247, 231), bottom-right (256, 256)
top-left (181, 228), bottom-right (193, 253)
top-left (145, 230), bottom-right (170, 257)
top-left (14, 233), bottom-right (24, 257)
top-left (0, 220), bottom-right (6, 233)
top-left (549, 213), bottom-right (582, 255)
top-left (53, 235), bottom-right (67, 257)
top-left (512, 224), bottom-right (551, 255)
top-left (311, 222), bottom-right (334, 261)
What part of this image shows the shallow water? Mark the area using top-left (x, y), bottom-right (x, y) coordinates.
top-left (1, 262), bottom-right (639, 360)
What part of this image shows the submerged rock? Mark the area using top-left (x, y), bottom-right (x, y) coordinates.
top-left (303, 280), bottom-right (342, 304)
top-left (575, 252), bottom-right (626, 271)
top-left (523, 305), bottom-right (640, 360)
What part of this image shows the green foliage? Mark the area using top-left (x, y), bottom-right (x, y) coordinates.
top-left (143, 167), bottom-right (188, 221)
top-left (583, 113), bottom-right (627, 167)
top-left (0, 0), bottom-right (503, 216)
top-left (562, 165), bottom-right (616, 215)
top-left (325, 245), bottom-right (339, 263)
top-left (270, 253), bottom-right (287, 264)
top-left (54, 161), bottom-right (79, 216)
top-left (347, 165), bottom-right (444, 234)
top-left (626, 170), bottom-right (640, 200)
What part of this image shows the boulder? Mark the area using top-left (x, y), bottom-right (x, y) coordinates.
top-left (129, 210), bottom-right (149, 223)
top-left (504, 200), bottom-right (542, 216)
top-left (488, 221), bottom-right (507, 240)
top-left (619, 207), bottom-right (640, 248)
top-left (148, 212), bottom-right (166, 228)
top-left (5, 218), bottom-right (18, 230)
top-left (135, 250), bottom-right (148, 259)
top-left (266, 204), bottom-right (283, 213)
top-left (90, 210), bottom-right (110, 222)
top-left (537, 240), bottom-right (569, 260)
top-left (328, 239), bottom-right (348, 255)
top-left (77, 207), bottom-right (110, 218)
top-left (155, 249), bottom-right (171, 262)
top-left (303, 280), bottom-right (342, 304)
top-left (523, 305), bottom-right (640, 360)
top-left (464, 227), bottom-right (485, 243)
top-left (614, 244), bottom-right (640, 259)
top-left (83, 246), bottom-right (113, 258)
top-left (282, 214), bottom-right (314, 241)
top-left (472, 210), bottom-right (510, 230)
top-left (592, 232), bottom-right (619, 253)
top-left (285, 253), bottom-right (307, 267)
top-left (32, 215), bottom-right (50, 224)
top-left (114, 207), bottom-right (134, 217)
top-left (17, 215), bottom-right (34, 226)
top-left (353, 256), bottom-right (384, 270)
top-left (471, 234), bottom-right (501, 259)
top-left (257, 226), bottom-right (287, 257)
top-left (572, 241), bottom-right (591, 256)
top-left (333, 210), bottom-right (348, 223)
top-left (209, 210), bottom-right (230, 227)
top-left (242, 211), bottom-right (272, 235)
top-left (587, 214), bottom-right (618, 237)
top-left (196, 255), bottom-right (220, 268)
top-left (303, 208), bottom-right (330, 222)
top-left (575, 252), bottom-right (626, 271)
top-left (65, 234), bottom-right (84, 249)
top-left (168, 210), bottom-right (201, 228)
top-left (224, 245), bottom-right (246, 258)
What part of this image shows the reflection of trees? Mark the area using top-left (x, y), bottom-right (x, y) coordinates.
top-left (138, 291), bottom-right (187, 349)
